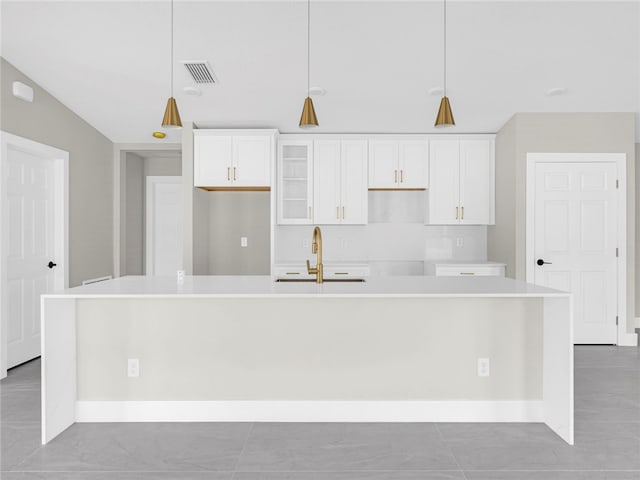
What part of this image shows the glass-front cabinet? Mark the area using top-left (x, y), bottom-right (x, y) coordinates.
top-left (277, 140), bottom-right (314, 224)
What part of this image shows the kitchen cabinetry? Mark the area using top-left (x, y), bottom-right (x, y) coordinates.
top-left (427, 138), bottom-right (494, 225)
top-left (194, 130), bottom-right (276, 189)
top-left (314, 140), bottom-right (368, 225)
top-left (368, 140), bottom-right (428, 189)
top-left (277, 140), bottom-right (313, 224)
top-left (273, 263), bottom-right (370, 280)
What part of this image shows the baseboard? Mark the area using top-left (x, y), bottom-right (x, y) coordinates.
top-left (619, 331), bottom-right (638, 347)
top-left (76, 400), bottom-right (543, 423)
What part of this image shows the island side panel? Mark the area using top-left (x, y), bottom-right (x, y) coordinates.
top-left (41, 296), bottom-right (77, 444)
top-left (543, 295), bottom-right (574, 445)
top-left (75, 297), bottom-right (543, 403)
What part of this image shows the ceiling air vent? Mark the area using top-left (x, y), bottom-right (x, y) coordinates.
top-left (182, 61), bottom-right (216, 84)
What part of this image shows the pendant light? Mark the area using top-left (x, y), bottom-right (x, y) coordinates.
top-left (299, 0), bottom-right (318, 128)
top-left (435, 0), bottom-right (455, 127)
top-left (161, 0), bottom-right (182, 128)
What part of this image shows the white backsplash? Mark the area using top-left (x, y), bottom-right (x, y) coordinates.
top-left (275, 191), bottom-right (488, 275)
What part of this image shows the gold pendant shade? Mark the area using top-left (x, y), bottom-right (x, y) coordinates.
top-left (299, 97), bottom-right (319, 128)
top-left (434, 96), bottom-right (455, 127)
top-left (162, 97), bottom-right (182, 128)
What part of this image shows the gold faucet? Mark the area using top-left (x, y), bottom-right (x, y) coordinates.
top-left (306, 226), bottom-right (324, 283)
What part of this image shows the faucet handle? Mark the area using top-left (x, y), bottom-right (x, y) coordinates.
top-left (306, 259), bottom-right (317, 274)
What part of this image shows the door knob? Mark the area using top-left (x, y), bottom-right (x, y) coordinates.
top-left (47, 261), bottom-right (57, 269)
top-left (536, 259), bottom-right (552, 266)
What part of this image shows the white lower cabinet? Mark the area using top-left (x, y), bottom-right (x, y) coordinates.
top-left (314, 140), bottom-right (368, 225)
top-left (427, 138), bottom-right (494, 225)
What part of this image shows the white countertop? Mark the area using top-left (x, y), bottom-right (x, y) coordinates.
top-left (44, 275), bottom-right (569, 299)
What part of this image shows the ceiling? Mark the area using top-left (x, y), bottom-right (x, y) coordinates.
top-left (2, 1), bottom-right (639, 143)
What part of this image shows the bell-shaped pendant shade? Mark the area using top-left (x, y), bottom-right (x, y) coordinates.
top-left (299, 96), bottom-right (319, 128)
top-left (434, 96), bottom-right (455, 127)
top-left (162, 97), bottom-right (182, 129)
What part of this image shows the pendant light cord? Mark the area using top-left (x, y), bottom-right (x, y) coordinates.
top-left (307, 0), bottom-right (310, 96)
top-left (443, 0), bottom-right (447, 98)
top-left (170, 0), bottom-right (174, 98)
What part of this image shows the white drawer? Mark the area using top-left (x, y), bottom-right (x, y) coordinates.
top-left (433, 265), bottom-right (505, 277)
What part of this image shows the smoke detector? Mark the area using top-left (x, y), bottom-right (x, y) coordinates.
top-left (182, 61), bottom-right (217, 84)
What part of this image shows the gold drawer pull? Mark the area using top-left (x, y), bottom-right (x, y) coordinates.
top-left (285, 272), bottom-right (300, 275)
top-left (459, 272), bottom-right (476, 276)
top-left (334, 272), bottom-right (349, 275)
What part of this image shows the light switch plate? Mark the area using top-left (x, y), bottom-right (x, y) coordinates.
top-left (128, 358), bottom-right (140, 378)
top-left (477, 358), bottom-right (490, 377)
top-left (240, 237), bottom-right (248, 247)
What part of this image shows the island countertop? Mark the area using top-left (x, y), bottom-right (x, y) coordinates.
top-left (45, 275), bottom-right (569, 299)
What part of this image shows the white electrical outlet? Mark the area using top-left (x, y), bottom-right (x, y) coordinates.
top-left (302, 239), bottom-right (310, 248)
top-left (477, 358), bottom-right (490, 377)
top-left (128, 358), bottom-right (140, 378)
top-left (240, 236), bottom-right (248, 247)
top-left (456, 237), bottom-right (464, 247)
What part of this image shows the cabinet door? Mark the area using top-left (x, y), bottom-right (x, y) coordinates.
top-left (368, 141), bottom-right (398, 188)
top-left (277, 141), bottom-right (314, 224)
top-left (194, 134), bottom-right (232, 187)
top-left (313, 140), bottom-right (342, 224)
top-left (340, 140), bottom-right (368, 225)
top-left (232, 135), bottom-right (271, 187)
top-left (398, 141), bottom-right (428, 189)
top-left (459, 140), bottom-right (494, 225)
top-left (428, 140), bottom-right (460, 224)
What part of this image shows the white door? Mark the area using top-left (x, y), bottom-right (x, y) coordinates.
top-left (340, 140), bottom-right (368, 225)
top-left (146, 176), bottom-right (183, 276)
top-left (194, 135), bottom-right (232, 187)
top-left (313, 140), bottom-right (341, 224)
top-left (428, 140), bottom-right (460, 224)
top-left (368, 141), bottom-right (398, 188)
top-left (398, 141), bottom-right (428, 189)
top-left (459, 140), bottom-right (493, 225)
top-left (533, 162), bottom-right (618, 344)
top-left (233, 136), bottom-right (271, 187)
top-left (2, 134), bottom-right (67, 370)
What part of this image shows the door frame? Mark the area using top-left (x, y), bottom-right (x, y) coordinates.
top-left (145, 175), bottom-right (182, 276)
top-left (0, 131), bottom-right (69, 378)
top-left (525, 152), bottom-right (630, 346)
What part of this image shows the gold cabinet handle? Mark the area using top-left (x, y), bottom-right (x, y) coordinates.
top-left (461, 206), bottom-right (464, 220)
top-left (455, 207), bottom-right (459, 220)
top-left (308, 206), bottom-right (312, 219)
top-left (233, 167), bottom-right (237, 181)
top-left (335, 272), bottom-right (349, 275)
top-left (286, 272), bottom-right (300, 275)
top-left (342, 206), bottom-right (345, 219)
top-left (394, 170), bottom-right (398, 183)
top-left (400, 170), bottom-right (404, 183)
top-left (227, 167), bottom-right (231, 181)
top-left (336, 206), bottom-right (340, 219)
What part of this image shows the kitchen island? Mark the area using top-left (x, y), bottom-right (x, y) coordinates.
top-left (41, 275), bottom-right (573, 445)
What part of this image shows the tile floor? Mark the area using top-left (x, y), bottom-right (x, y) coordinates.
top-left (1, 342), bottom-right (639, 479)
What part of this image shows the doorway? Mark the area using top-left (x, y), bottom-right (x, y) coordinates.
top-left (526, 153), bottom-right (626, 345)
top-left (0, 132), bottom-right (68, 377)
top-left (146, 176), bottom-right (183, 275)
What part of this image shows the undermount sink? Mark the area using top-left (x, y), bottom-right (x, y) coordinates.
top-left (275, 278), bottom-right (366, 283)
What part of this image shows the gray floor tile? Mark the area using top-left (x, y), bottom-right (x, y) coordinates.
top-left (236, 423), bottom-right (459, 472)
top-left (465, 471), bottom-right (640, 479)
top-left (0, 359), bottom-right (41, 391)
top-left (438, 422), bottom-right (640, 471)
top-left (1, 388), bottom-right (41, 423)
top-left (233, 472), bottom-right (465, 480)
top-left (0, 473), bottom-right (233, 480)
top-left (15, 423), bottom-right (251, 472)
top-left (575, 368), bottom-right (640, 422)
top-left (575, 345), bottom-right (640, 369)
top-left (1, 423), bottom-right (42, 471)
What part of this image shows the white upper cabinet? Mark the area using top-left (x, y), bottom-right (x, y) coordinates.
top-left (368, 140), bottom-right (428, 189)
top-left (277, 140), bottom-right (313, 224)
top-left (194, 130), bottom-right (275, 188)
top-left (314, 139), bottom-right (368, 225)
top-left (428, 138), bottom-right (494, 225)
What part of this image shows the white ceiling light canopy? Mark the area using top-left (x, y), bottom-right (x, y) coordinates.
top-left (183, 86), bottom-right (202, 96)
top-left (546, 87), bottom-right (568, 96)
top-left (309, 86), bottom-right (326, 96)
